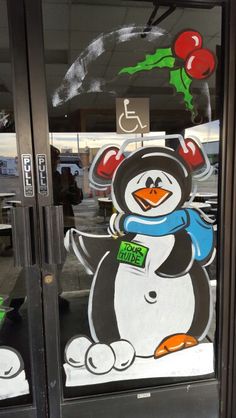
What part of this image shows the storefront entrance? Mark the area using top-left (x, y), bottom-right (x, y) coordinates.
top-left (0, 0), bottom-right (236, 417)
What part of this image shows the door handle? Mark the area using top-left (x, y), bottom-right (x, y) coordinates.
top-left (11, 205), bottom-right (65, 266)
top-left (12, 206), bottom-right (36, 267)
top-left (42, 205), bottom-right (65, 265)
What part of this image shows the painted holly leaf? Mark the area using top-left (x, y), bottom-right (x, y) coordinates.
top-left (0, 298), bottom-right (6, 324)
top-left (0, 296), bottom-right (10, 324)
top-left (170, 68), bottom-right (194, 114)
top-left (119, 47), bottom-right (175, 75)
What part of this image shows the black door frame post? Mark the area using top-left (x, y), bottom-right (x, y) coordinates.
top-left (0, 1), bottom-right (48, 418)
top-left (23, 0), bottom-right (63, 416)
top-left (219, 0), bottom-right (236, 417)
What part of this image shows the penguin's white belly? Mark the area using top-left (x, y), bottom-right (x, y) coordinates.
top-left (114, 234), bottom-right (195, 357)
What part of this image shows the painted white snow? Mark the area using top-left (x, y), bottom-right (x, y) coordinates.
top-left (64, 343), bottom-right (214, 387)
top-left (0, 371), bottom-right (29, 400)
top-left (52, 26), bottom-right (165, 107)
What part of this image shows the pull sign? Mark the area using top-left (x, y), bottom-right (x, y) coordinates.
top-left (36, 154), bottom-right (48, 196)
top-left (21, 154), bottom-right (34, 197)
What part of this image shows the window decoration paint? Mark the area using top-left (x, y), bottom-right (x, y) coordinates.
top-left (63, 135), bottom-right (215, 386)
top-left (52, 25), bottom-right (165, 107)
top-left (0, 296), bottom-right (7, 323)
top-left (116, 241), bottom-right (148, 268)
top-left (0, 296), bottom-right (29, 399)
top-left (119, 30), bottom-right (216, 118)
top-left (52, 26), bottom-right (215, 127)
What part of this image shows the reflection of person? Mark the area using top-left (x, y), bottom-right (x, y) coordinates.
top-left (50, 146), bottom-right (69, 309)
top-left (50, 146), bottom-right (83, 311)
top-left (61, 167), bottom-right (75, 188)
top-left (51, 146), bottom-right (83, 230)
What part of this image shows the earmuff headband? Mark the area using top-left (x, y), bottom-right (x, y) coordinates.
top-left (89, 134), bottom-right (212, 190)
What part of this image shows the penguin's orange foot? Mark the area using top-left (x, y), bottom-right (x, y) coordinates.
top-left (154, 334), bottom-right (198, 359)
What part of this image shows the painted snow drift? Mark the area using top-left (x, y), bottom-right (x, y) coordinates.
top-left (0, 346), bottom-right (29, 400)
top-left (0, 297), bottom-right (29, 399)
top-left (64, 134), bottom-right (215, 385)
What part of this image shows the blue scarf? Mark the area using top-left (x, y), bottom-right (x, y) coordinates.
top-left (123, 209), bottom-right (214, 262)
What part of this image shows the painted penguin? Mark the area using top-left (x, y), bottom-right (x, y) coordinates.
top-left (65, 140), bottom-right (214, 375)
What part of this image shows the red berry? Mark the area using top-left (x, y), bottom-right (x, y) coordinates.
top-left (174, 30), bottom-right (202, 60)
top-left (185, 48), bottom-right (215, 79)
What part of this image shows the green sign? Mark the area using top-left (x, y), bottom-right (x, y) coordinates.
top-left (0, 296), bottom-right (6, 324)
top-left (117, 241), bottom-right (148, 268)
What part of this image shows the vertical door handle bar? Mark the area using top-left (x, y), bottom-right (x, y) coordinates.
top-left (42, 205), bottom-right (65, 265)
top-left (12, 206), bottom-right (35, 267)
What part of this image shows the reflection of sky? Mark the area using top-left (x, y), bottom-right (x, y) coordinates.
top-left (185, 120), bottom-right (220, 142)
top-left (0, 121), bottom-right (220, 157)
top-left (50, 132), bottom-right (166, 153)
top-left (50, 121), bottom-right (220, 153)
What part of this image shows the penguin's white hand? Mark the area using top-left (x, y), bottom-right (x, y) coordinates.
top-left (108, 213), bottom-right (125, 238)
top-left (65, 336), bottom-right (92, 368)
top-left (85, 340), bottom-right (135, 374)
top-left (110, 340), bottom-right (135, 370)
top-left (86, 343), bottom-right (115, 375)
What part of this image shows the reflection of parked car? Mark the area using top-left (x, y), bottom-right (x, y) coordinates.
top-left (58, 163), bottom-right (83, 176)
top-left (57, 154), bottom-right (83, 176)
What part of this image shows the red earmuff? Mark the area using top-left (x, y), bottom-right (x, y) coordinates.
top-left (89, 145), bottom-right (125, 189)
top-left (89, 135), bottom-right (210, 190)
top-left (177, 137), bottom-right (206, 172)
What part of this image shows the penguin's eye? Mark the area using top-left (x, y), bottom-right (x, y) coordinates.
top-left (145, 177), bottom-right (154, 188)
top-left (155, 177), bottom-right (162, 187)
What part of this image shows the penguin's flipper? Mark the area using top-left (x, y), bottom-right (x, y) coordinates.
top-left (65, 229), bottom-right (116, 274)
top-left (155, 230), bottom-right (193, 278)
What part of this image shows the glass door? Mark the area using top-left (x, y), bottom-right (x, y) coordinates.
top-left (23, 0), bottom-right (235, 417)
top-left (0, 1), bottom-right (47, 417)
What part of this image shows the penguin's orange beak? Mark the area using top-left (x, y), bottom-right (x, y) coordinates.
top-left (132, 187), bottom-right (172, 211)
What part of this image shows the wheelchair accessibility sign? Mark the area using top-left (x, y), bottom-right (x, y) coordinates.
top-left (116, 98), bottom-right (150, 134)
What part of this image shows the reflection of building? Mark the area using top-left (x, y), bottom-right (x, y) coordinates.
top-left (75, 147), bottom-right (100, 166)
top-left (79, 148), bottom-right (90, 168)
top-left (78, 149), bottom-right (90, 196)
top-left (203, 141), bottom-right (219, 164)
top-left (61, 147), bottom-right (73, 154)
top-left (0, 156), bottom-right (17, 176)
